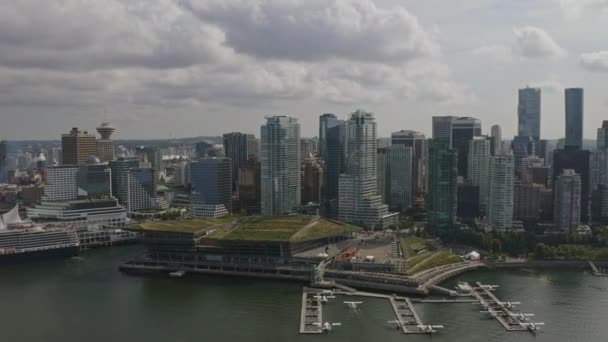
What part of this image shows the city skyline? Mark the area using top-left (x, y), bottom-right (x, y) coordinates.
top-left (0, 1), bottom-right (607, 140)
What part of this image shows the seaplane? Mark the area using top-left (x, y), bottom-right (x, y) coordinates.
top-left (509, 313), bottom-right (534, 321)
top-left (313, 294), bottom-right (336, 303)
top-left (519, 322), bottom-right (544, 333)
top-left (344, 301), bottom-right (363, 310)
top-left (417, 324), bottom-right (445, 334)
top-left (312, 322), bottom-right (342, 333)
top-left (479, 284), bottom-right (499, 291)
top-left (498, 301), bottom-right (521, 309)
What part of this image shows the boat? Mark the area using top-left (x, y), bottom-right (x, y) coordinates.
top-left (0, 206), bottom-right (80, 263)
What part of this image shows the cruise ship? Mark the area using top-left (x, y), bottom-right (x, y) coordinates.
top-left (0, 206), bottom-right (80, 263)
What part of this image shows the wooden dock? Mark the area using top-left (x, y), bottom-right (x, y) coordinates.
top-left (468, 282), bottom-right (535, 332)
top-left (299, 288), bottom-right (323, 334)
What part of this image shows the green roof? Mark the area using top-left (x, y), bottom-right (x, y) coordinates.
top-left (129, 217), bottom-right (236, 233)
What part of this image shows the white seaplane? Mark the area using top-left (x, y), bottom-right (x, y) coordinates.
top-left (344, 301), bottom-right (363, 310)
top-left (519, 322), bottom-right (545, 333)
top-left (313, 294), bottom-right (336, 303)
top-left (312, 322), bottom-right (342, 333)
top-left (498, 301), bottom-right (521, 309)
top-left (478, 284), bottom-right (499, 291)
top-left (509, 313), bottom-right (534, 321)
top-left (417, 324), bottom-right (445, 334)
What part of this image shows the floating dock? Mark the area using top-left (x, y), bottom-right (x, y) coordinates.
top-left (299, 288), bottom-right (324, 334)
top-left (467, 282), bottom-right (535, 332)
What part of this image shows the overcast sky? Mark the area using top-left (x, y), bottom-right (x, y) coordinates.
top-left (0, 0), bottom-right (607, 140)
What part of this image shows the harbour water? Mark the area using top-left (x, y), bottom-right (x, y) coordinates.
top-left (1, 246), bottom-right (607, 342)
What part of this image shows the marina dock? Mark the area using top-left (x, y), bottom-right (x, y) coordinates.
top-left (299, 288), bottom-right (324, 334)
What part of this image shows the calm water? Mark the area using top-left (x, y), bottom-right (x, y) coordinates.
top-left (1, 246), bottom-right (607, 342)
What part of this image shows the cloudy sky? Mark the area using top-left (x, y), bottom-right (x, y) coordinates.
top-left (0, 0), bottom-right (607, 140)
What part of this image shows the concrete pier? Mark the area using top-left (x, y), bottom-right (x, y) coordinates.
top-left (299, 288), bottom-right (323, 334)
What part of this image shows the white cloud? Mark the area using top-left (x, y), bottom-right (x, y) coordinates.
top-left (528, 74), bottom-right (564, 93)
top-left (557, 0), bottom-right (608, 20)
top-left (513, 26), bottom-right (567, 59)
top-left (579, 51), bottom-right (608, 72)
top-left (471, 45), bottom-right (514, 63)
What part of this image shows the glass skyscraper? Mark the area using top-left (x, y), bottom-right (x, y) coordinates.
top-left (427, 139), bottom-right (458, 231)
top-left (565, 88), bottom-right (584, 149)
top-left (319, 113), bottom-right (345, 217)
top-left (518, 87), bottom-right (541, 141)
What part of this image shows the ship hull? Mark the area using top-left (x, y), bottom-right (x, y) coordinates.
top-left (0, 246), bottom-right (80, 264)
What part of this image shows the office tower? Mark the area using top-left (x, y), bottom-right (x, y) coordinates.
top-left (191, 158), bottom-right (232, 218)
top-left (514, 183), bottom-right (551, 222)
top-left (598, 120), bottom-right (608, 150)
top-left (127, 168), bottom-right (158, 212)
top-left (554, 169), bottom-right (582, 232)
top-left (300, 138), bottom-right (318, 160)
top-left (109, 157), bottom-right (139, 206)
top-left (391, 130), bottom-right (427, 195)
top-left (238, 158), bottom-right (261, 214)
top-left (432, 116), bottom-right (454, 142)
top-left (511, 135), bottom-right (536, 178)
top-left (0, 139), bottom-right (6, 183)
top-left (77, 157), bottom-right (112, 199)
top-left (195, 141), bottom-right (213, 159)
top-left (376, 147), bottom-right (389, 203)
top-left (61, 127), bottom-right (97, 165)
top-left (518, 87), bottom-right (541, 141)
top-left (96, 121), bottom-right (115, 162)
top-left (553, 148), bottom-right (591, 223)
top-left (319, 114), bottom-right (346, 217)
top-left (490, 124), bottom-right (502, 156)
top-left (247, 135), bottom-right (259, 159)
top-left (301, 155), bottom-right (323, 205)
top-left (591, 184), bottom-right (608, 224)
top-left (338, 110), bottom-right (397, 229)
top-left (223, 132), bottom-right (251, 192)
top-left (457, 183), bottom-right (480, 221)
top-left (467, 137), bottom-right (490, 210)
top-left (520, 156), bottom-right (545, 185)
top-left (388, 145), bottom-right (413, 213)
top-left (487, 154), bottom-right (514, 231)
top-left (260, 116), bottom-right (301, 216)
top-left (427, 139), bottom-right (458, 231)
top-left (538, 139), bottom-right (549, 161)
top-left (565, 88), bottom-right (584, 149)
top-left (43, 165), bottom-right (79, 201)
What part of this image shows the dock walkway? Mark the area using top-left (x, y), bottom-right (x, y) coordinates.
top-left (299, 288), bottom-right (323, 334)
top-left (468, 282), bottom-right (530, 332)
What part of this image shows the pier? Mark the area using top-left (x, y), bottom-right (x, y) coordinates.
top-left (299, 288), bottom-right (324, 334)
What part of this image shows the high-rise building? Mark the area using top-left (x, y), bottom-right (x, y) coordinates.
top-left (319, 114), bottom-right (346, 217)
top-left (300, 138), bottom-right (318, 160)
top-left (301, 155), bottom-right (323, 205)
top-left (191, 158), bottom-right (232, 218)
top-left (195, 141), bottom-right (213, 159)
top-left (598, 120), bottom-right (608, 150)
top-left (432, 116), bottom-right (481, 178)
top-left (592, 184), bottom-right (608, 224)
top-left (490, 124), bottom-right (502, 156)
top-left (43, 165), bottom-right (79, 201)
top-left (137, 146), bottom-right (161, 173)
top-left (127, 168), bottom-right (158, 212)
top-left (338, 110), bottom-right (398, 229)
top-left (247, 135), bottom-right (259, 159)
top-left (260, 116), bottom-right (301, 216)
top-left (427, 139), bottom-right (458, 231)
top-left (376, 147), bottom-right (389, 203)
top-left (467, 137), bottom-right (490, 211)
top-left (391, 130), bottom-right (427, 195)
top-left (511, 135), bottom-right (536, 178)
top-left (553, 147), bottom-right (591, 224)
top-left (0, 139), bottom-right (7, 183)
top-left (514, 183), bottom-right (551, 222)
top-left (457, 183), bottom-right (480, 221)
top-left (486, 154), bottom-right (514, 231)
top-left (518, 87), bottom-right (541, 141)
top-left (388, 145), bottom-right (413, 213)
top-left (565, 88), bottom-right (584, 149)
top-left (109, 157), bottom-right (139, 206)
top-left (520, 156), bottom-right (546, 185)
top-left (96, 121), bottom-right (115, 162)
top-left (223, 132), bottom-right (251, 192)
top-left (77, 157), bottom-right (112, 199)
top-left (61, 127), bottom-right (97, 165)
top-left (432, 116), bottom-right (454, 143)
top-left (238, 158), bottom-right (261, 214)
top-left (554, 169), bottom-right (582, 232)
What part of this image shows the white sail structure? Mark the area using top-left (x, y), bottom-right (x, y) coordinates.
top-left (0, 205), bottom-right (25, 230)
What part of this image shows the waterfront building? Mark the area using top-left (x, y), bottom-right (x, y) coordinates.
top-left (391, 130), bottom-right (427, 195)
top-left (338, 110), bottom-right (398, 229)
top-left (518, 87), bottom-right (541, 141)
top-left (487, 154), bottom-right (514, 231)
top-left (260, 116), bottom-right (301, 216)
top-left (565, 88), bottom-right (584, 150)
top-left (191, 158), bottom-right (232, 218)
top-left (27, 198), bottom-right (128, 231)
top-left (109, 157), bottom-right (139, 207)
top-left (96, 121), bottom-right (115, 162)
top-left (43, 165), bottom-right (79, 201)
top-left (490, 124), bottom-right (502, 156)
top-left (554, 169), bottom-right (582, 232)
top-left (61, 127), bottom-right (97, 165)
top-left (467, 137), bottom-right (490, 211)
top-left (319, 114), bottom-right (345, 217)
top-left (301, 155), bottom-right (323, 205)
top-left (77, 157), bottom-right (112, 199)
top-left (127, 168), bottom-right (159, 212)
top-left (238, 158), bottom-right (261, 214)
top-left (387, 145), bottom-right (413, 213)
top-left (427, 139), bottom-right (458, 231)
top-left (376, 147), bottom-right (389, 203)
top-left (223, 132), bottom-right (252, 192)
